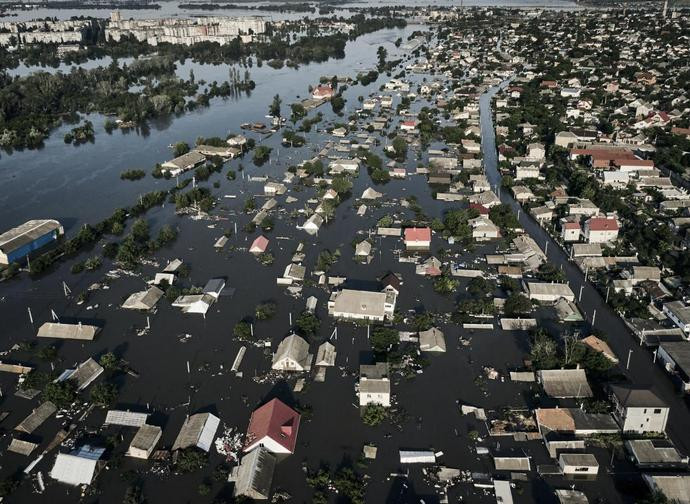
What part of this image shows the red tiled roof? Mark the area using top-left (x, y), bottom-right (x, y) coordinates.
top-left (564, 222), bottom-right (581, 230)
top-left (587, 217), bottom-right (619, 232)
top-left (402, 120), bottom-right (417, 127)
top-left (469, 203), bottom-right (490, 215)
top-left (244, 398), bottom-right (300, 453)
top-left (313, 85), bottom-right (334, 97)
top-left (404, 227), bottom-right (431, 243)
top-left (250, 235), bottom-right (269, 253)
top-left (613, 159), bottom-right (653, 167)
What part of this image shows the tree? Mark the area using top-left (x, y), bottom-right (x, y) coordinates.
top-left (371, 326), bottom-right (398, 353)
top-left (233, 321), bottom-right (253, 340)
top-left (43, 381), bottom-right (76, 408)
top-left (255, 302), bottom-right (277, 321)
top-left (331, 175), bottom-right (352, 194)
top-left (467, 277), bottom-right (494, 298)
top-left (331, 95), bottom-right (345, 113)
top-left (391, 136), bottom-right (407, 161)
top-left (504, 293), bottom-right (532, 316)
top-left (157, 224), bottom-right (177, 246)
top-left (269, 94), bottom-right (282, 117)
top-left (99, 352), bottom-right (119, 371)
top-left (296, 311), bottom-right (320, 337)
top-left (173, 141), bottom-right (190, 157)
top-left (253, 146), bottom-right (272, 166)
top-left (131, 218), bottom-right (149, 242)
top-left (90, 382), bottom-right (118, 408)
top-left (530, 330), bottom-right (559, 370)
top-left (433, 275), bottom-right (459, 295)
top-left (175, 448), bottom-right (207, 473)
top-left (362, 404), bottom-right (387, 426)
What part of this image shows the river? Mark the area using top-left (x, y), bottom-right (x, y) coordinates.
top-left (1, 0), bottom-right (582, 23)
top-left (0, 24), bottom-right (419, 231)
top-left (479, 81), bottom-right (690, 454)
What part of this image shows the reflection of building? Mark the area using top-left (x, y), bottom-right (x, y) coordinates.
top-left (106, 14), bottom-right (266, 46)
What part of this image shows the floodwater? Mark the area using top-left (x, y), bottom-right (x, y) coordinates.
top-left (0, 24), bottom-right (633, 504)
top-left (0, 25), bottom-right (418, 230)
top-left (1, 0), bottom-right (581, 23)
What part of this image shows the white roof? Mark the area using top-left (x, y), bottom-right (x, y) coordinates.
top-left (50, 453), bottom-right (99, 486)
top-left (105, 410), bottom-right (148, 427)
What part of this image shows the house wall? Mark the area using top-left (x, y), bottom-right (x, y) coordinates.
top-left (4, 229), bottom-right (60, 264)
top-left (663, 305), bottom-right (690, 334)
top-left (245, 436), bottom-right (291, 455)
top-left (620, 406), bottom-right (669, 433)
top-left (360, 391), bottom-right (390, 407)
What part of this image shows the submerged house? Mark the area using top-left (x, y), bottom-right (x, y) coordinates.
top-left (244, 398), bottom-right (301, 455)
top-left (271, 334), bottom-right (313, 372)
top-left (121, 285), bottom-right (164, 311)
top-left (232, 446), bottom-right (276, 500)
top-left (127, 424), bottom-right (162, 460)
top-left (328, 289), bottom-right (396, 322)
top-left (172, 412), bottom-right (220, 452)
top-left (50, 445), bottom-right (105, 486)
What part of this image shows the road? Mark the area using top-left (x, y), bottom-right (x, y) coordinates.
top-left (479, 81), bottom-right (690, 454)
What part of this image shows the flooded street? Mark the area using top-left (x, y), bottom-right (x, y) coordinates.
top-left (0, 4), bottom-right (681, 504)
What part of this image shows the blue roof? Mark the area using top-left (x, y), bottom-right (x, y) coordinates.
top-left (71, 445), bottom-right (105, 460)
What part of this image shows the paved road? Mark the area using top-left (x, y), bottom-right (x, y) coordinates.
top-left (479, 82), bottom-right (690, 453)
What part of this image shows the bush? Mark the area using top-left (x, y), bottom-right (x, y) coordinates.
top-left (90, 382), bottom-right (118, 408)
top-left (370, 326), bottom-right (398, 353)
top-left (233, 321), bottom-right (253, 340)
top-left (362, 404), bottom-right (388, 426)
top-left (255, 302), bottom-right (277, 321)
top-left (43, 381), bottom-right (76, 408)
top-left (504, 293), bottom-right (532, 316)
top-left (296, 311), bottom-right (320, 337)
top-left (175, 448), bottom-right (207, 473)
top-left (120, 169), bottom-right (146, 181)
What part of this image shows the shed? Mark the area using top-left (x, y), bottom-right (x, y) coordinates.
top-left (64, 357), bottom-right (103, 391)
top-left (8, 438), bottom-right (38, 456)
top-left (315, 342), bottom-right (336, 367)
top-left (122, 286), bottom-right (164, 311)
top-left (37, 322), bottom-right (100, 341)
top-left (537, 369), bottom-right (592, 398)
top-left (399, 450), bottom-right (436, 464)
top-left (15, 401), bottom-right (57, 434)
top-left (105, 410), bottom-right (149, 427)
top-left (418, 327), bottom-right (446, 352)
top-left (494, 450), bottom-right (531, 471)
top-left (558, 453), bottom-right (598, 475)
top-left (172, 412), bottom-right (220, 452)
top-left (128, 424), bottom-right (162, 459)
top-left (555, 489), bottom-right (589, 504)
top-left (232, 447), bottom-right (276, 500)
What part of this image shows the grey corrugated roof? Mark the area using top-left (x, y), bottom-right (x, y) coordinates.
top-left (0, 219), bottom-right (62, 254)
top-left (234, 447), bottom-right (276, 500)
top-left (37, 322), bottom-right (100, 340)
top-left (15, 401), bottom-right (57, 433)
top-left (129, 424), bottom-right (162, 452)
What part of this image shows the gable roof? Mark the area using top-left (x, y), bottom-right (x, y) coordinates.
top-left (244, 398), bottom-right (300, 453)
